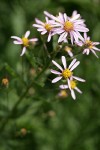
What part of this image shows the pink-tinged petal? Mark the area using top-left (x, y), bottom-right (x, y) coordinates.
top-left (67, 50), bottom-right (73, 57)
top-left (70, 61), bottom-right (80, 71)
top-left (71, 89), bottom-right (76, 100)
top-left (70, 14), bottom-right (80, 21)
top-left (47, 33), bottom-right (51, 42)
top-left (61, 56), bottom-right (67, 69)
top-left (75, 26), bottom-right (89, 32)
top-left (44, 11), bottom-right (60, 22)
top-left (64, 13), bottom-right (67, 22)
top-left (58, 12), bottom-right (64, 23)
top-left (45, 17), bottom-right (49, 23)
top-left (52, 76), bottom-right (62, 83)
top-left (76, 31), bottom-right (84, 41)
top-left (68, 78), bottom-right (71, 90)
top-left (93, 46), bottom-right (100, 51)
top-left (59, 85), bottom-right (68, 89)
top-left (11, 36), bottom-right (21, 41)
top-left (50, 69), bottom-right (61, 75)
top-left (13, 41), bottom-right (22, 44)
top-left (52, 60), bottom-right (63, 71)
top-left (91, 50), bottom-right (99, 58)
top-left (68, 59), bottom-right (77, 69)
top-left (33, 24), bottom-right (44, 28)
top-left (73, 76), bottom-right (85, 82)
top-left (93, 42), bottom-right (100, 45)
top-left (75, 87), bottom-right (82, 94)
top-left (86, 49), bottom-right (90, 55)
top-left (37, 28), bottom-right (45, 32)
top-left (25, 31), bottom-right (30, 38)
top-left (20, 47), bottom-right (26, 56)
top-left (58, 32), bottom-right (66, 43)
top-left (70, 32), bottom-right (74, 44)
top-left (84, 32), bottom-right (87, 40)
top-left (72, 31), bottom-right (78, 42)
top-left (29, 38), bottom-right (38, 42)
top-left (41, 30), bottom-right (47, 35)
top-left (35, 18), bottom-right (44, 25)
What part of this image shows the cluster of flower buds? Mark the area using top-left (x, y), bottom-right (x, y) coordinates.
top-left (11, 10), bottom-right (100, 100)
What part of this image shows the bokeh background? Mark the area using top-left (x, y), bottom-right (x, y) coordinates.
top-left (0, 0), bottom-right (100, 150)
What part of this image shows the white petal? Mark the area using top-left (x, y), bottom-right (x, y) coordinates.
top-left (35, 18), bottom-right (44, 25)
top-left (70, 61), bottom-right (80, 71)
top-left (52, 60), bottom-right (63, 71)
top-left (52, 76), bottom-right (62, 83)
top-left (93, 46), bottom-right (100, 51)
top-left (68, 59), bottom-right (77, 69)
top-left (29, 38), bottom-right (38, 42)
top-left (91, 49), bottom-right (99, 58)
top-left (41, 30), bottom-right (47, 35)
top-left (61, 56), bottom-right (67, 69)
top-left (13, 41), bottom-right (22, 44)
top-left (20, 47), bottom-right (26, 56)
top-left (75, 87), bottom-right (82, 94)
top-left (64, 13), bottom-right (67, 21)
top-left (71, 89), bottom-right (76, 100)
top-left (70, 14), bottom-right (80, 21)
top-left (33, 24), bottom-right (44, 28)
top-left (58, 32), bottom-right (66, 43)
top-left (73, 76), bottom-right (85, 82)
top-left (44, 11), bottom-right (60, 22)
top-left (50, 69), bottom-right (61, 75)
top-left (84, 32), bottom-right (87, 40)
top-left (11, 36), bottom-right (21, 41)
top-left (59, 85), bottom-right (68, 89)
top-left (25, 31), bottom-right (30, 38)
top-left (47, 33), bottom-right (51, 42)
top-left (70, 32), bottom-right (74, 44)
top-left (67, 50), bottom-right (73, 57)
top-left (68, 78), bottom-right (71, 90)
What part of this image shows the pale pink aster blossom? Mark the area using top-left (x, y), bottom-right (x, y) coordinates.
top-left (33, 17), bottom-right (59, 42)
top-left (59, 77), bottom-right (85, 100)
top-left (51, 56), bottom-right (82, 84)
top-left (44, 11), bottom-right (89, 44)
top-left (11, 31), bottom-right (38, 56)
top-left (76, 33), bottom-right (100, 58)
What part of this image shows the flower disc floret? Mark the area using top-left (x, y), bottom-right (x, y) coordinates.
top-left (64, 21), bottom-right (74, 32)
top-left (45, 23), bottom-right (53, 32)
top-left (22, 37), bottom-right (29, 47)
top-left (85, 40), bottom-right (93, 49)
top-left (62, 69), bottom-right (73, 79)
top-left (70, 80), bottom-right (77, 89)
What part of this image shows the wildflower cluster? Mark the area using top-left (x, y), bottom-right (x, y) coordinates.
top-left (11, 10), bottom-right (100, 100)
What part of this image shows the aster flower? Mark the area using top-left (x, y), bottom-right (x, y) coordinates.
top-left (11, 31), bottom-right (38, 56)
top-left (64, 46), bottom-right (73, 57)
top-left (33, 17), bottom-right (59, 42)
top-left (59, 77), bottom-right (85, 100)
top-left (44, 11), bottom-right (89, 44)
top-left (77, 33), bottom-right (100, 58)
top-left (51, 56), bottom-right (84, 84)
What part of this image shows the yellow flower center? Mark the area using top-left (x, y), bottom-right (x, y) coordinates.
top-left (62, 69), bottom-right (73, 79)
top-left (22, 37), bottom-right (29, 47)
top-left (59, 90), bottom-right (68, 98)
top-left (45, 23), bottom-right (52, 32)
top-left (70, 80), bottom-right (77, 89)
top-left (85, 40), bottom-right (93, 49)
top-left (64, 21), bottom-right (74, 32)
top-left (65, 46), bottom-right (72, 52)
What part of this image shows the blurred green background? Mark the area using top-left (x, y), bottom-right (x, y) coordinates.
top-left (0, 0), bottom-right (100, 150)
